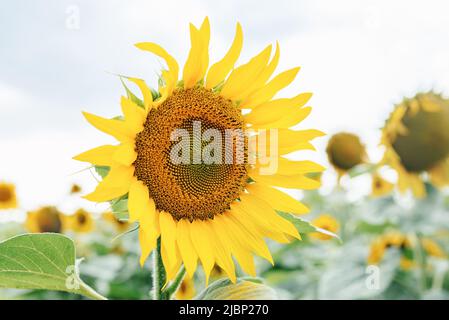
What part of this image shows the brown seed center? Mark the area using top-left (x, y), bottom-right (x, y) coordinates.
top-left (134, 87), bottom-right (248, 221)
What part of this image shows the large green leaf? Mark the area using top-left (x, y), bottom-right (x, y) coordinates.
top-left (278, 212), bottom-right (340, 240)
top-left (0, 233), bottom-right (106, 300)
top-left (195, 278), bottom-right (278, 300)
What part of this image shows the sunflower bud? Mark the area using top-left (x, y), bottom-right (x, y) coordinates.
top-left (391, 93), bottom-right (449, 172)
top-left (26, 206), bottom-right (63, 233)
top-left (326, 132), bottom-right (366, 173)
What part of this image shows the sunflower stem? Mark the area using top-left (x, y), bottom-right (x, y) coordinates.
top-left (164, 265), bottom-right (187, 299)
top-left (152, 238), bottom-right (168, 300)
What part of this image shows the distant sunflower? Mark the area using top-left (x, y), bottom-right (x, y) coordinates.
top-left (67, 209), bottom-right (95, 233)
top-left (0, 182), bottom-right (18, 210)
top-left (367, 232), bottom-right (445, 269)
top-left (103, 211), bottom-right (130, 233)
top-left (326, 132), bottom-right (367, 181)
top-left (74, 18), bottom-right (324, 282)
top-left (70, 184), bottom-right (82, 194)
top-left (309, 214), bottom-right (339, 240)
top-left (381, 92), bottom-right (449, 197)
top-left (26, 206), bottom-right (64, 233)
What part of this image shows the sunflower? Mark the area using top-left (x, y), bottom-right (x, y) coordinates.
top-left (70, 184), bottom-right (82, 194)
top-left (371, 174), bottom-right (394, 198)
top-left (176, 277), bottom-right (196, 300)
top-left (367, 232), bottom-right (445, 269)
top-left (309, 214), bottom-right (339, 240)
top-left (326, 132), bottom-right (367, 181)
top-left (103, 211), bottom-right (130, 233)
top-left (381, 92), bottom-right (449, 197)
top-left (74, 18), bottom-right (324, 283)
top-left (67, 209), bottom-right (95, 233)
top-left (25, 206), bottom-right (64, 233)
top-left (0, 182), bottom-right (18, 210)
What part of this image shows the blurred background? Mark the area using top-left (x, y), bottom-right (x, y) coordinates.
top-left (1, 0), bottom-right (449, 299)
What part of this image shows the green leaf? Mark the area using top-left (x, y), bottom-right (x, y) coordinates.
top-left (0, 233), bottom-right (106, 300)
top-left (94, 165), bottom-right (110, 179)
top-left (195, 278), bottom-right (277, 300)
top-left (278, 212), bottom-right (340, 240)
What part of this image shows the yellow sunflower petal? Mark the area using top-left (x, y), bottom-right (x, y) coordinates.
top-left (84, 165), bottom-right (134, 202)
top-left (82, 112), bottom-right (135, 142)
top-left (242, 67), bottom-right (300, 108)
top-left (249, 169), bottom-right (321, 190)
top-left (245, 92), bottom-right (312, 123)
top-left (254, 107), bottom-right (312, 129)
top-left (224, 212), bottom-right (273, 264)
top-left (162, 239), bottom-right (182, 281)
top-left (159, 211), bottom-right (178, 272)
top-left (128, 178), bottom-right (155, 223)
top-left (126, 78), bottom-right (153, 111)
top-left (213, 215), bottom-right (257, 277)
top-left (139, 228), bottom-right (157, 266)
top-left (113, 142), bottom-right (137, 167)
top-left (183, 17), bottom-right (210, 88)
top-left (120, 96), bottom-right (146, 132)
top-left (73, 145), bottom-right (118, 166)
top-left (176, 220), bottom-right (198, 279)
top-left (206, 23), bottom-right (243, 89)
top-left (276, 129), bottom-right (325, 154)
top-left (135, 42), bottom-right (179, 100)
top-left (246, 183), bottom-right (309, 215)
top-left (220, 45), bottom-right (272, 100)
top-left (239, 194), bottom-right (300, 239)
top-left (189, 220), bottom-right (216, 283)
top-left (232, 203), bottom-right (290, 243)
top-left (206, 220), bottom-right (236, 283)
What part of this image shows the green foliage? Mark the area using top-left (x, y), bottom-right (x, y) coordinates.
top-left (0, 233), bottom-right (105, 300)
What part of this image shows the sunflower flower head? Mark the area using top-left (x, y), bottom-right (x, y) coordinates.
top-left (102, 211), bottom-right (130, 233)
top-left (74, 18), bottom-right (324, 283)
top-left (381, 92), bottom-right (449, 197)
top-left (0, 182), bottom-right (18, 210)
top-left (25, 206), bottom-right (64, 233)
top-left (310, 214), bottom-right (339, 240)
top-left (67, 209), bottom-right (95, 233)
top-left (326, 132), bottom-right (366, 180)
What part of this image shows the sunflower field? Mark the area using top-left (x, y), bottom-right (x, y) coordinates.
top-left (1, 1), bottom-right (449, 302)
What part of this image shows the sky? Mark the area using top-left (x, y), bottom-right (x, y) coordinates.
top-left (1, 0), bottom-right (449, 213)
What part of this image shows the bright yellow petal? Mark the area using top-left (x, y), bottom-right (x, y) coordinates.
top-left (120, 96), bottom-right (146, 132)
top-left (113, 142), bottom-right (137, 167)
top-left (276, 129), bottom-right (325, 154)
top-left (242, 67), bottom-right (300, 107)
top-left (189, 221), bottom-right (216, 283)
top-left (255, 158), bottom-right (324, 176)
top-left (239, 194), bottom-right (300, 239)
top-left (206, 23), bottom-right (243, 89)
top-left (205, 220), bottom-right (236, 283)
top-left (128, 178), bottom-right (154, 222)
top-left (224, 212), bottom-right (273, 264)
top-left (231, 203), bottom-right (290, 243)
top-left (162, 238), bottom-right (182, 281)
top-left (245, 93), bottom-right (312, 123)
top-left (183, 18), bottom-right (210, 88)
top-left (213, 215), bottom-right (256, 277)
top-left (135, 42), bottom-right (179, 101)
top-left (126, 78), bottom-right (153, 111)
top-left (246, 183), bottom-right (309, 215)
top-left (73, 145), bottom-right (118, 166)
top-left (159, 211), bottom-right (178, 272)
top-left (176, 220), bottom-right (198, 279)
top-left (249, 169), bottom-right (321, 190)
top-left (82, 112), bottom-right (135, 142)
top-left (84, 165), bottom-right (134, 202)
top-left (220, 45), bottom-right (272, 100)
top-left (139, 227), bottom-right (157, 266)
